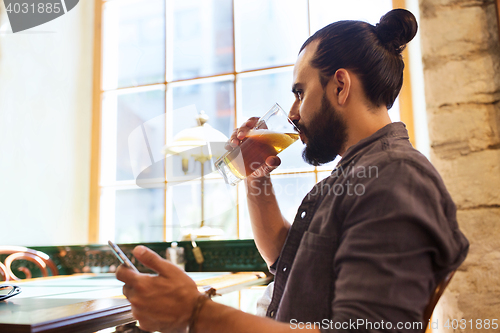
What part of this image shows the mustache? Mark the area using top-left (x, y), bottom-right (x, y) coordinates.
top-left (292, 120), bottom-right (307, 134)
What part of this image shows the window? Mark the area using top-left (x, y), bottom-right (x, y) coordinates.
top-left (91, 0), bottom-right (410, 244)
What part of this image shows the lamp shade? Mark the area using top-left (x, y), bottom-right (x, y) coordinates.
top-left (163, 112), bottom-right (228, 239)
top-left (163, 112), bottom-right (228, 160)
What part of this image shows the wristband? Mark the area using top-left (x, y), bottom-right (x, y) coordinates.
top-left (188, 293), bottom-right (211, 333)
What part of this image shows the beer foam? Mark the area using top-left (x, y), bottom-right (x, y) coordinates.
top-left (248, 129), bottom-right (296, 137)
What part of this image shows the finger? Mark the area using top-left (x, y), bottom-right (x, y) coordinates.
top-left (116, 264), bottom-right (140, 284)
top-left (242, 117), bottom-right (259, 129)
top-left (132, 246), bottom-right (178, 278)
top-left (229, 139), bottom-right (240, 148)
top-left (122, 284), bottom-right (133, 298)
top-left (231, 127), bottom-right (249, 146)
top-left (236, 129), bottom-right (249, 141)
top-left (228, 117), bottom-right (259, 147)
top-left (250, 156), bottom-right (281, 178)
top-left (225, 130), bottom-right (237, 150)
top-left (236, 118), bottom-right (259, 140)
top-left (229, 129), bottom-right (240, 148)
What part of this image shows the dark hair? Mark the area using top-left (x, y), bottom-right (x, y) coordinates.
top-left (300, 9), bottom-right (418, 109)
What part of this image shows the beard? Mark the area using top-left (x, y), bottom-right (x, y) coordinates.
top-left (296, 93), bottom-right (348, 166)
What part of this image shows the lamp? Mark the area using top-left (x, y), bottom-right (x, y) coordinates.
top-left (163, 111), bottom-right (228, 240)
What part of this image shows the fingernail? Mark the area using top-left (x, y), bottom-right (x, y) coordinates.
top-left (230, 139), bottom-right (238, 146)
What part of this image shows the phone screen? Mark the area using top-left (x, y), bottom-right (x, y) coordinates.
top-left (108, 240), bottom-right (139, 273)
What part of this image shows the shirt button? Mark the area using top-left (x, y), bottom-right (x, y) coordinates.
top-left (283, 265), bottom-right (287, 272)
top-left (301, 211), bottom-right (306, 218)
top-left (270, 310), bottom-right (275, 318)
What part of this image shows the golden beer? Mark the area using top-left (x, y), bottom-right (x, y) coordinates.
top-left (215, 103), bottom-right (299, 185)
top-left (221, 129), bottom-right (299, 179)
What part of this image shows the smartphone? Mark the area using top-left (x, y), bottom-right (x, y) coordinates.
top-left (108, 240), bottom-right (139, 273)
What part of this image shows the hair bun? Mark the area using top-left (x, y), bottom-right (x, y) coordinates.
top-left (375, 9), bottom-right (418, 53)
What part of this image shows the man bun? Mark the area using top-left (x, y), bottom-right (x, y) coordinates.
top-left (300, 8), bottom-right (418, 109)
top-left (375, 9), bottom-right (418, 54)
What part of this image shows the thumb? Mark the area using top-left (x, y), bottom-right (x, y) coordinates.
top-left (132, 245), bottom-right (173, 277)
top-left (251, 156), bottom-right (281, 178)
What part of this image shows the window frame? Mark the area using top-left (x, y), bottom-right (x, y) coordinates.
top-left (89, 0), bottom-right (415, 244)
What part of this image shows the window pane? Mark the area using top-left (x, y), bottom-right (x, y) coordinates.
top-left (238, 69), bottom-right (312, 171)
top-left (167, 179), bottom-right (237, 241)
top-left (317, 155), bottom-right (342, 172)
top-left (240, 287), bottom-right (267, 315)
top-left (309, 0), bottom-right (393, 34)
top-left (170, 79), bottom-right (234, 139)
top-left (100, 187), bottom-right (165, 243)
top-left (102, 0), bottom-right (165, 89)
top-left (239, 69), bottom-right (293, 120)
top-left (318, 170), bottom-right (332, 182)
top-left (101, 87), bottom-right (165, 183)
top-left (273, 173), bottom-right (316, 222)
top-left (170, 0), bottom-right (233, 81)
top-left (389, 97), bottom-right (401, 122)
top-left (235, 0), bottom-right (309, 71)
top-left (239, 173), bottom-right (316, 239)
top-left (167, 79), bottom-right (234, 180)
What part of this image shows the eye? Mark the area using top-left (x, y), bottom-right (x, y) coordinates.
top-left (296, 90), bottom-right (303, 101)
top-left (292, 87), bottom-right (304, 102)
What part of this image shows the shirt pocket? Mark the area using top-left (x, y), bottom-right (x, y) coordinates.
top-left (277, 231), bottom-right (337, 323)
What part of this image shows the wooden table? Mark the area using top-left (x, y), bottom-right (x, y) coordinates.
top-left (0, 272), bottom-right (270, 333)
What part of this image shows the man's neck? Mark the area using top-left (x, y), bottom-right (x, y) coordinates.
top-left (340, 105), bottom-right (392, 156)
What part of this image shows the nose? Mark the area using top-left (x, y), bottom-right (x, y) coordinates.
top-left (288, 101), bottom-right (300, 123)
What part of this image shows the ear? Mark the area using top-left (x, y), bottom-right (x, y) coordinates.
top-left (332, 69), bottom-right (351, 106)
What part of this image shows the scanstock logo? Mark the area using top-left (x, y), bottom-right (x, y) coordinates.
top-left (3, 0), bottom-right (79, 33)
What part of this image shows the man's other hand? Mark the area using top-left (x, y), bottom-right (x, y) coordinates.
top-left (226, 117), bottom-right (281, 181)
top-left (116, 245), bottom-right (201, 333)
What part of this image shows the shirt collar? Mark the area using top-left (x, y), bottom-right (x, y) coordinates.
top-left (334, 122), bottom-right (409, 171)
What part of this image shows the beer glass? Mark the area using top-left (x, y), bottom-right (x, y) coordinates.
top-left (215, 103), bottom-right (299, 186)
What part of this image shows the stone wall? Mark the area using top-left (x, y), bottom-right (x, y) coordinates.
top-left (419, 0), bottom-right (500, 331)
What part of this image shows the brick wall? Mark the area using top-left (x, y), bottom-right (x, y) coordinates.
top-left (419, 0), bottom-right (500, 331)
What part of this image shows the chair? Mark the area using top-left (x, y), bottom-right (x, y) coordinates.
top-left (0, 246), bottom-right (58, 281)
top-left (422, 270), bottom-right (456, 332)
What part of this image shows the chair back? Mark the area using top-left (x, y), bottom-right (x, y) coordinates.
top-left (0, 246), bottom-right (58, 281)
top-left (422, 270), bottom-right (456, 330)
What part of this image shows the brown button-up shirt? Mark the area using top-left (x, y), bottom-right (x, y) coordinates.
top-left (266, 122), bottom-right (469, 332)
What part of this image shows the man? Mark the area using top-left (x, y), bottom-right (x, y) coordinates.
top-left (116, 9), bottom-right (469, 333)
